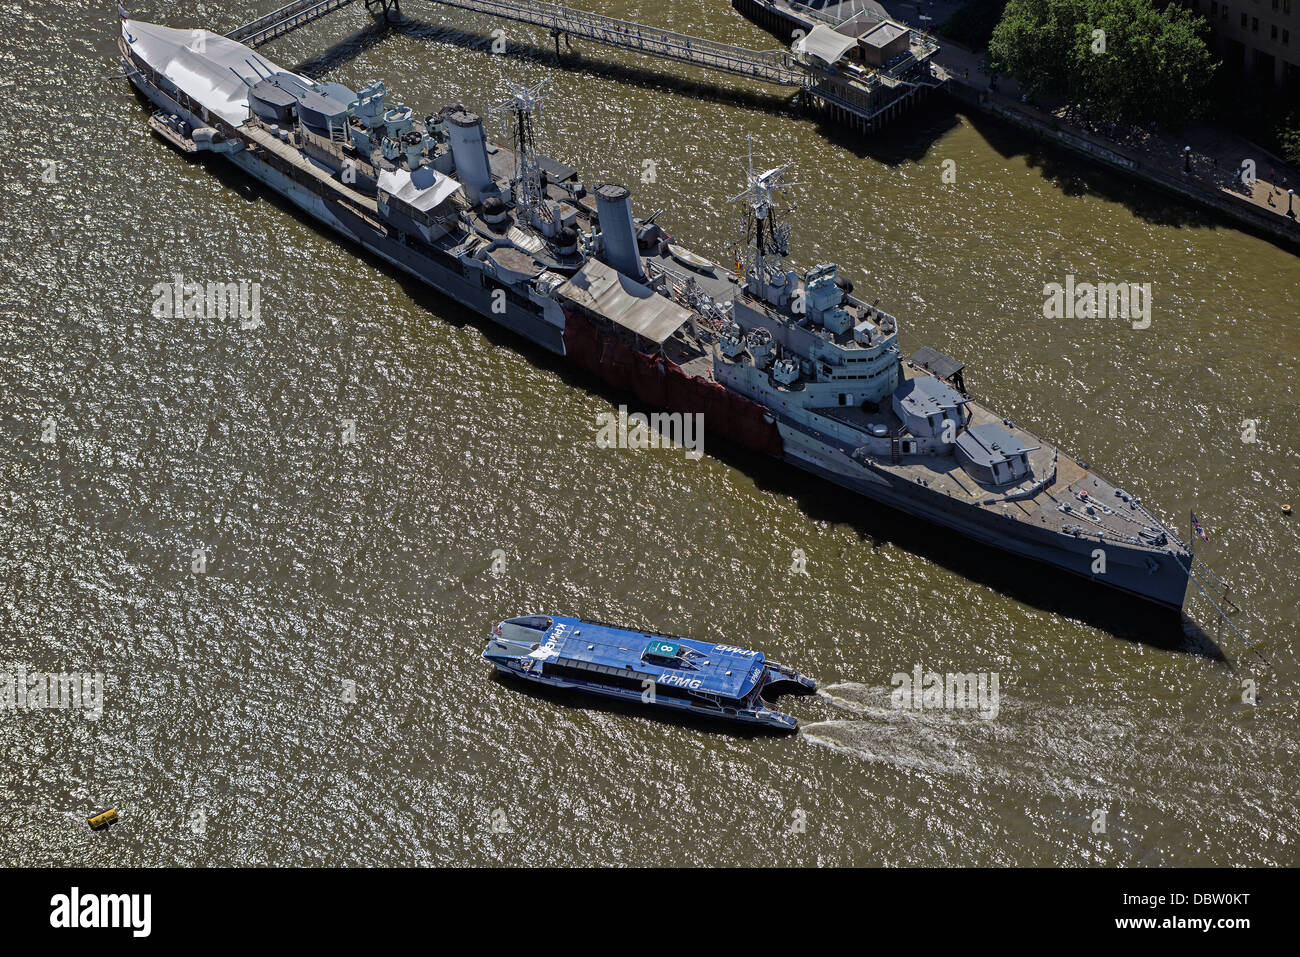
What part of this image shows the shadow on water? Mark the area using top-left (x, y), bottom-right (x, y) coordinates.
top-left (292, 15), bottom-right (798, 120)
top-left (284, 10), bottom-right (1291, 249)
top-left (814, 96), bottom-right (961, 167)
top-left (957, 107), bottom-right (1260, 238)
top-left (486, 668), bottom-right (801, 739)
top-left (300, 14), bottom-right (952, 164)
top-left (704, 433), bottom-right (1228, 659)
top-left (129, 90), bottom-right (1224, 661)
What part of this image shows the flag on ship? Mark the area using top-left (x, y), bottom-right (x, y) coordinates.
top-left (1191, 511), bottom-right (1209, 542)
top-left (116, 2), bottom-right (130, 19)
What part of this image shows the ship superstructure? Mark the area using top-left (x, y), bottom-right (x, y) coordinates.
top-left (118, 15), bottom-right (1192, 609)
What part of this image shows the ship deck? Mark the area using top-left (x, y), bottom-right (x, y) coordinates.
top-left (242, 123), bottom-right (390, 232)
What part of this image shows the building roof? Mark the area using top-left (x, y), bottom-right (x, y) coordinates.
top-left (557, 259), bottom-right (692, 346)
top-left (795, 24), bottom-right (860, 68)
top-left (859, 20), bottom-right (909, 50)
top-left (956, 424), bottom-right (1030, 467)
top-left (123, 19), bottom-right (303, 126)
top-left (529, 617), bottom-right (768, 700)
top-left (895, 375), bottom-right (966, 418)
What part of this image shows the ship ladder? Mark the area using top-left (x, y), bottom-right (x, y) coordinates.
top-left (1180, 555), bottom-right (1269, 666)
top-left (1135, 500), bottom-right (1266, 665)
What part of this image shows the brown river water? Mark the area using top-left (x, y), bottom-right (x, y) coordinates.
top-left (0, 0), bottom-right (1297, 865)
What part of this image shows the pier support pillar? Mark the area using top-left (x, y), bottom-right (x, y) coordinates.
top-left (365, 0), bottom-right (401, 22)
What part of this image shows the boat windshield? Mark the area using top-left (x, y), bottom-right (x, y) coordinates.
top-left (498, 616), bottom-right (553, 644)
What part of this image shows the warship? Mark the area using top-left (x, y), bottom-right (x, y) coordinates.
top-left (117, 12), bottom-right (1193, 609)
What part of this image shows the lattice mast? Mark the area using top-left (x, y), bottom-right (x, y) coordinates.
top-left (729, 134), bottom-right (803, 305)
top-left (490, 77), bottom-right (554, 231)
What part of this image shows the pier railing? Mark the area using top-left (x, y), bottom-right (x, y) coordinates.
top-left (227, 0), bottom-right (361, 47)
top-left (422, 0), bottom-right (809, 86)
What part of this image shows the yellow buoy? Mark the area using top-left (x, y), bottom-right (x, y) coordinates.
top-left (87, 809), bottom-right (118, 831)
top-left (1284, 504), bottom-right (1293, 516)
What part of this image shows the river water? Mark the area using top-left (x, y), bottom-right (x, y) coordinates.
top-left (1, 0), bottom-right (1297, 866)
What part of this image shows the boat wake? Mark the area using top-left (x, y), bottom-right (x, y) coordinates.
top-left (803, 683), bottom-right (1128, 803)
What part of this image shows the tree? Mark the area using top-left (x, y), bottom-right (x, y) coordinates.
top-left (988, 0), bottom-right (1216, 126)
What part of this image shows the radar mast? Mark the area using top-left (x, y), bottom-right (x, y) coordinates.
top-left (490, 77), bottom-right (556, 234)
top-left (729, 134), bottom-right (803, 306)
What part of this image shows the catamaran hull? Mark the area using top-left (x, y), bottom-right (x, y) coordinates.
top-left (492, 662), bottom-right (800, 731)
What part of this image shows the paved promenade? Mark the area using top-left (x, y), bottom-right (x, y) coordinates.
top-left (921, 31), bottom-right (1300, 236)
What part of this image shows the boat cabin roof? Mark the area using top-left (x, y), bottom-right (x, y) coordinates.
top-left (529, 616), bottom-right (768, 700)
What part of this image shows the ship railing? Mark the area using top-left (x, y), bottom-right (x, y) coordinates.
top-left (299, 125), bottom-right (379, 180)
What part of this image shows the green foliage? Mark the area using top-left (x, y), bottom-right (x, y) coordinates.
top-left (1280, 120), bottom-right (1300, 166)
top-left (939, 0), bottom-right (1009, 49)
top-left (987, 0), bottom-right (1216, 125)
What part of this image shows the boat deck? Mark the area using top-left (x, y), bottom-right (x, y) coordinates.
top-left (241, 122), bottom-right (390, 232)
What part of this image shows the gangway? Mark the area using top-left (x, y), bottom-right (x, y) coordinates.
top-left (421, 0), bottom-right (807, 87)
top-left (225, 0), bottom-right (807, 86)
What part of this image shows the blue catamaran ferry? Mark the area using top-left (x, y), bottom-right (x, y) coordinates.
top-left (483, 616), bottom-right (816, 731)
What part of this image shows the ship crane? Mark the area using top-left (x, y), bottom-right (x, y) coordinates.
top-left (489, 77), bottom-right (557, 235)
top-left (728, 135), bottom-right (805, 307)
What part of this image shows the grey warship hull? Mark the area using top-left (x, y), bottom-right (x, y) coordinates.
top-left (776, 423), bottom-right (1190, 608)
top-left (119, 17), bottom-right (1191, 611)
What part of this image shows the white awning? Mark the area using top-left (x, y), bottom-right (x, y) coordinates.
top-left (794, 24), bottom-right (859, 68)
top-left (123, 19), bottom-right (303, 126)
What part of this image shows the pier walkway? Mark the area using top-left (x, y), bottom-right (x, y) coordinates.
top-left (226, 0), bottom-right (366, 48)
top-left (226, 0), bottom-right (808, 86)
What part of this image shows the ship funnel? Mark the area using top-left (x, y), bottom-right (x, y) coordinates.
top-left (447, 109), bottom-right (494, 205)
top-left (594, 183), bottom-right (644, 281)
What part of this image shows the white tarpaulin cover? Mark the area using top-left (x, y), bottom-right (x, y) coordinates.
top-left (377, 166), bottom-right (464, 212)
top-left (124, 19), bottom-right (304, 126)
top-left (558, 259), bottom-right (692, 345)
top-left (794, 24), bottom-right (859, 68)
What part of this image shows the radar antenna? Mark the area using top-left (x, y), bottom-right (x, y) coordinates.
top-left (728, 134), bottom-right (805, 305)
top-left (490, 77), bottom-right (555, 232)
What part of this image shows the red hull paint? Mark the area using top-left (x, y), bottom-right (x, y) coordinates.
top-left (562, 310), bottom-right (783, 456)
